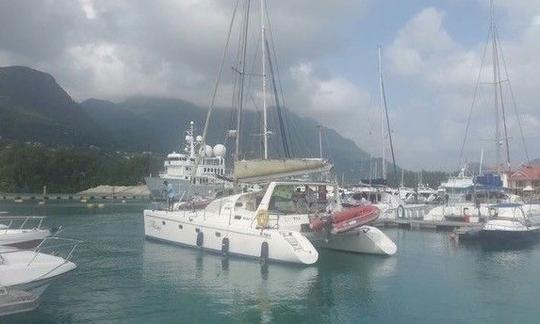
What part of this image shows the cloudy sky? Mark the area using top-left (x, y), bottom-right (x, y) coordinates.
top-left (0, 0), bottom-right (539, 171)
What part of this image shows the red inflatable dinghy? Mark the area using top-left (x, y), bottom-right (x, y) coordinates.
top-left (331, 205), bottom-right (380, 234)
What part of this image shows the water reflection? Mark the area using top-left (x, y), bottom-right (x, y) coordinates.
top-left (142, 241), bottom-right (397, 322)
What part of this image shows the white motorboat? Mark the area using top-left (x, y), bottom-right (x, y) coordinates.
top-left (480, 204), bottom-right (540, 241)
top-left (0, 237), bottom-right (79, 296)
top-left (144, 181), bottom-right (396, 264)
top-left (0, 237), bottom-right (79, 316)
top-left (0, 216), bottom-right (58, 248)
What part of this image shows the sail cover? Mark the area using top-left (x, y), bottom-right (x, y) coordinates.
top-left (234, 158), bottom-right (332, 182)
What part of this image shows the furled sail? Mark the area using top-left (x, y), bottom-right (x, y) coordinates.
top-left (234, 158), bottom-right (332, 182)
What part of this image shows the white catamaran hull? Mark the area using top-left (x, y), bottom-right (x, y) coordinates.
top-left (144, 210), bottom-right (319, 265)
top-left (305, 226), bottom-right (397, 256)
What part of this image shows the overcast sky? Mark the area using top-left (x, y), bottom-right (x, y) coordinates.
top-left (0, 0), bottom-right (539, 171)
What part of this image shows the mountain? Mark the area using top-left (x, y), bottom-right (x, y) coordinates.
top-left (81, 96), bottom-right (371, 181)
top-left (0, 66), bottom-right (106, 146)
top-left (0, 65), bottom-right (372, 181)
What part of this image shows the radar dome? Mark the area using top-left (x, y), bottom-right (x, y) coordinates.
top-left (213, 144), bottom-right (226, 157)
top-left (196, 135), bottom-right (203, 142)
top-left (185, 135), bottom-right (193, 142)
top-left (204, 145), bottom-right (213, 157)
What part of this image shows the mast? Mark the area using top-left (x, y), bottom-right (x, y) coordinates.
top-left (235, 0), bottom-right (251, 161)
top-left (378, 47), bottom-right (386, 179)
top-left (261, 0), bottom-right (268, 159)
top-left (377, 45), bottom-right (398, 183)
top-left (490, 0), bottom-right (501, 174)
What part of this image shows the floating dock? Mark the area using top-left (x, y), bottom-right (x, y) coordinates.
top-left (375, 219), bottom-right (482, 231)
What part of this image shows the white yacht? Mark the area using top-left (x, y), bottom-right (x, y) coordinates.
top-left (425, 170), bottom-right (525, 223)
top-left (145, 121), bottom-right (229, 200)
top-left (144, 181), bottom-right (396, 265)
top-left (480, 204), bottom-right (540, 240)
top-left (0, 238), bottom-right (79, 315)
top-left (0, 216), bottom-right (57, 248)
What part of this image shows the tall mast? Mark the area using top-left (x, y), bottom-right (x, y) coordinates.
top-left (378, 45), bottom-right (398, 183)
top-left (261, 0), bottom-right (268, 159)
top-left (378, 46), bottom-right (386, 179)
top-left (235, 0), bottom-right (251, 161)
top-left (490, 0), bottom-right (501, 174)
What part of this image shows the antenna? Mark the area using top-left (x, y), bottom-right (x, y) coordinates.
top-left (316, 125), bottom-right (323, 158)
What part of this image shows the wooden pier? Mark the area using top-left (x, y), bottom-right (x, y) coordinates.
top-left (375, 219), bottom-right (482, 231)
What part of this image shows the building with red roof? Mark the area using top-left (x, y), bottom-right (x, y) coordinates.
top-left (508, 165), bottom-right (540, 193)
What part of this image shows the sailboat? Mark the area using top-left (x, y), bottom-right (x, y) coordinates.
top-left (144, 0), bottom-right (397, 264)
top-left (428, 1), bottom-right (540, 236)
top-left (344, 46), bottom-right (414, 219)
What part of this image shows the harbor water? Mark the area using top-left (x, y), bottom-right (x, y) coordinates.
top-left (3, 201), bottom-right (540, 323)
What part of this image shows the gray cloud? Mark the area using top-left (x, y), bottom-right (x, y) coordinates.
top-left (0, 0), bottom-right (538, 170)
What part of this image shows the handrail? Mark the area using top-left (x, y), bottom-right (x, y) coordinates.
top-left (0, 216), bottom-right (47, 230)
top-left (26, 237), bottom-right (83, 268)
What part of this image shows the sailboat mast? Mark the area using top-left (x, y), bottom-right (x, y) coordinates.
top-left (261, 0), bottom-right (268, 159)
top-left (490, 0), bottom-right (502, 174)
top-left (235, 0), bottom-right (251, 161)
top-left (378, 46), bottom-right (386, 180)
top-left (378, 45), bottom-right (398, 183)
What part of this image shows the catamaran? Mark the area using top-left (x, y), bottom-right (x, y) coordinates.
top-left (144, 0), bottom-right (396, 264)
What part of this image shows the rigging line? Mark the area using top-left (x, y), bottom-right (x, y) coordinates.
top-left (265, 37), bottom-right (290, 158)
top-left (193, 0), bottom-right (240, 184)
top-left (202, 0), bottom-right (240, 147)
top-left (264, 3), bottom-right (296, 157)
top-left (457, 24), bottom-right (492, 171)
top-left (495, 26), bottom-right (531, 164)
top-left (493, 25), bottom-right (511, 169)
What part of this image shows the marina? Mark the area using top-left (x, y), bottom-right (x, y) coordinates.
top-left (2, 202), bottom-right (540, 323)
top-left (0, 0), bottom-right (539, 322)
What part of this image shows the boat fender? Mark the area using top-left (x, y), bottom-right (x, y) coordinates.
top-left (397, 205), bottom-right (405, 219)
top-left (221, 238), bottom-right (229, 255)
top-left (196, 231), bottom-right (204, 247)
top-left (256, 209), bottom-right (269, 228)
top-left (260, 241), bottom-right (269, 261)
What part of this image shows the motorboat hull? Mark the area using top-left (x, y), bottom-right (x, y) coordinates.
top-left (306, 226), bottom-right (397, 256)
top-left (0, 229), bottom-right (51, 249)
top-left (479, 227), bottom-right (540, 242)
top-left (144, 210), bottom-right (319, 265)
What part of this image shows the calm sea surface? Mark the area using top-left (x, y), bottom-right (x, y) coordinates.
top-left (2, 201), bottom-right (540, 323)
